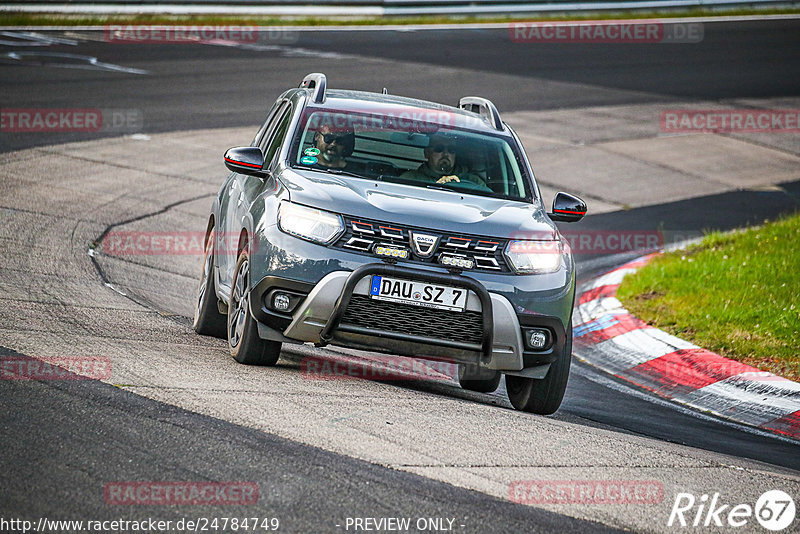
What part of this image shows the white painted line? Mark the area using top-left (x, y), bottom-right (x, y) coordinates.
top-left (103, 282), bottom-right (127, 297)
top-left (201, 41), bottom-right (353, 59)
top-left (1, 14), bottom-right (799, 32)
top-left (0, 30), bottom-right (77, 46)
top-left (0, 4), bottom-right (385, 16)
top-left (3, 50), bottom-right (149, 74)
top-left (0, 3), bottom-right (795, 17)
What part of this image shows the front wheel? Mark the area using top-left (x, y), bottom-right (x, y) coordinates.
top-left (228, 248), bottom-right (281, 366)
top-left (506, 328), bottom-right (572, 415)
top-left (192, 227), bottom-right (227, 338)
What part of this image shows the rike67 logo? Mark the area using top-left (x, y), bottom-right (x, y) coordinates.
top-left (668, 490), bottom-right (795, 531)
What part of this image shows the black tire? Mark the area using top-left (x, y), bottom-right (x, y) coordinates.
top-left (192, 227), bottom-right (227, 338)
top-left (458, 363), bottom-right (501, 393)
top-left (227, 248), bottom-right (281, 366)
top-left (506, 328), bottom-right (572, 415)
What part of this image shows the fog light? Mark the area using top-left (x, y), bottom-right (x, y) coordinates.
top-left (525, 328), bottom-right (550, 350)
top-left (439, 254), bottom-right (474, 270)
top-left (273, 293), bottom-right (291, 312)
top-left (375, 245), bottom-right (409, 260)
top-left (529, 331), bottom-right (547, 349)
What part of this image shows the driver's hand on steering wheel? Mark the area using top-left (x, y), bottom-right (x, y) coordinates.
top-left (436, 175), bottom-right (460, 184)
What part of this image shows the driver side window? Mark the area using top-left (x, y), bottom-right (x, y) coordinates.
top-left (261, 105), bottom-right (292, 170)
top-left (252, 100), bottom-right (282, 148)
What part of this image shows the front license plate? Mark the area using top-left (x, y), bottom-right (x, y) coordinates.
top-left (369, 276), bottom-right (467, 312)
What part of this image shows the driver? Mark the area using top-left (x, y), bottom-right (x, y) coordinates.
top-left (312, 124), bottom-right (356, 169)
top-left (399, 132), bottom-right (487, 187)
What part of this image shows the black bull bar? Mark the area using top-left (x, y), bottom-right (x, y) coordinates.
top-left (319, 263), bottom-right (494, 364)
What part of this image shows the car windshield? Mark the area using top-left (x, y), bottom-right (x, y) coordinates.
top-left (288, 109), bottom-right (533, 201)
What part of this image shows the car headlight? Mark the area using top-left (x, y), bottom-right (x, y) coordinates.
top-left (504, 240), bottom-right (563, 274)
top-left (278, 201), bottom-right (344, 245)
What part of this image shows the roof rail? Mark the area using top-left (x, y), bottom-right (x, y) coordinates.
top-left (458, 97), bottom-right (504, 131)
top-left (300, 73), bottom-right (327, 104)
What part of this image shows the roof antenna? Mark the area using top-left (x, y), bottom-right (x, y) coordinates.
top-left (382, 87), bottom-right (388, 95)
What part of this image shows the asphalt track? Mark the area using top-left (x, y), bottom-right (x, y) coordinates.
top-left (2, 18), bottom-right (800, 152)
top-left (1, 348), bottom-right (621, 534)
top-left (1, 19), bottom-right (799, 534)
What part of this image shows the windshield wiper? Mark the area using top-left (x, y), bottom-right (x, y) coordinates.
top-left (425, 182), bottom-right (501, 200)
top-left (425, 183), bottom-right (460, 192)
top-left (313, 167), bottom-right (366, 180)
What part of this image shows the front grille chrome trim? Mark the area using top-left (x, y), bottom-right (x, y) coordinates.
top-left (474, 256), bottom-right (501, 270)
top-left (379, 226), bottom-right (405, 239)
top-left (343, 237), bottom-right (373, 251)
top-left (332, 216), bottom-right (511, 273)
top-left (475, 240), bottom-right (500, 253)
top-left (445, 237), bottom-right (471, 249)
top-left (352, 221), bottom-right (376, 234)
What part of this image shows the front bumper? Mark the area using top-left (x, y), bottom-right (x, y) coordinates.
top-left (319, 264), bottom-right (494, 363)
top-left (250, 262), bottom-right (568, 373)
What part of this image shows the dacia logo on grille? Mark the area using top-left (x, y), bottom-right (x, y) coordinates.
top-left (410, 232), bottom-right (440, 258)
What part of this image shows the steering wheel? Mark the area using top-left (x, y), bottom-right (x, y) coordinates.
top-left (439, 178), bottom-right (493, 194)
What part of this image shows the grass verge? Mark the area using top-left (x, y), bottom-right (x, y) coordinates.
top-left (617, 213), bottom-right (800, 382)
top-left (1, 7), bottom-right (799, 27)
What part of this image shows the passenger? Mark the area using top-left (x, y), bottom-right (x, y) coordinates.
top-left (312, 125), bottom-right (356, 169)
top-left (399, 132), bottom-right (487, 187)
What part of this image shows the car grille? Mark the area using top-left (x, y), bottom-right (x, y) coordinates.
top-left (341, 295), bottom-right (484, 345)
top-left (331, 215), bottom-right (511, 273)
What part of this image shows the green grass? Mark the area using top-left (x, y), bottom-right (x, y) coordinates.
top-left (1, 7), bottom-right (799, 27)
top-left (617, 213), bottom-right (800, 381)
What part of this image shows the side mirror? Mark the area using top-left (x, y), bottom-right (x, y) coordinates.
top-left (224, 147), bottom-right (267, 177)
top-left (549, 192), bottom-right (587, 223)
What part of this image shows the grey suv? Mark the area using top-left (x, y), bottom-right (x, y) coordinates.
top-left (193, 73), bottom-right (587, 415)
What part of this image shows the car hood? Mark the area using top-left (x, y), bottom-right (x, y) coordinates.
top-left (278, 167), bottom-right (559, 240)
